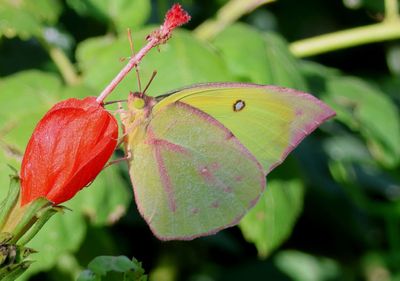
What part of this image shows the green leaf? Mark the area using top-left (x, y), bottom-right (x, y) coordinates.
top-left (323, 134), bottom-right (374, 164)
top-left (18, 0), bottom-right (62, 24)
top-left (300, 60), bottom-right (341, 94)
top-left (239, 178), bottom-right (304, 258)
top-left (77, 29), bottom-right (233, 101)
top-left (77, 256), bottom-right (147, 281)
top-left (0, 0), bottom-right (61, 39)
top-left (324, 77), bottom-right (400, 167)
top-left (263, 32), bottom-right (307, 90)
top-left (212, 23), bottom-right (307, 89)
top-left (274, 250), bottom-right (341, 281)
top-left (212, 23), bottom-right (271, 83)
top-left (66, 0), bottom-right (151, 32)
top-left (387, 44), bottom-right (400, 76)
top-left (89, 256), bottom-right (135, 275)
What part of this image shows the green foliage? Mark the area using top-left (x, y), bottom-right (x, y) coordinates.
top-left (0, 0), bottom-right (399, 281)
top-left (0, 0), bottom-right (61, 39)
top-left (324, 77), bottom-right (400, 167)
top-left (77, 256), bottom-right (147, 281)
top-left (240, 178), bottom-right (304, 257)
top-left (212, 24), bottom-right (306, 89)
top-left (76, 29), bottom-right (233, 99)
top-left (66, 0), bottom-right (150, 32)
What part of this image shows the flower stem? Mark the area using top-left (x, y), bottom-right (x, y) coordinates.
top-left (96, 37), bottom-right (158, 104)
top-left (96, 4), bottom-right (191, 104)
top-left (0, 176), bottom-right (20, 230)
top-left (17, 207), bottom-right (59, 246)
top-left (194, 0), bottom-right (276, 41)
top-left (385, 0), bottom-right (399, 22)
top-left (48, 46), bottom-right (81, 86)
top-left (289, 20), bottom-right (400, 58)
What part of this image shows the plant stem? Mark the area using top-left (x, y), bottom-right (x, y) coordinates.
top-left (96, 3), bottom-right (191, 103)
top-left (289, 20), bottom-right (400, 58)
top-left (48, 46), bottom-right (80, 86)
top-left (96, 37), bottom-right (158, 104)
top-left (194, 0), bottom-right (276, 41)
top-left (385, 0), bottom-right (399, 22)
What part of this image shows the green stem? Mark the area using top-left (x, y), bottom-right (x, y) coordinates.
top-left (0, 261), bottom-right (33, 281)
top-left (17, 207), bottom-right (59, 246)
top-left (194, 0), bottom-right (276, 41)
top-left (48, 46), bottom-right (80, 86)
top-left (290, 20), bottom-right (400, 58)
top-left (0, 176), bottom-right (20, 230)
top-left (9, 198), bottom-right (51, 244)
top-left (385, 0), bottom-right (399, 22)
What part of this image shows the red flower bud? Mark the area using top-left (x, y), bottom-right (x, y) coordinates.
top-left (163, 4), bottom-right (191, 32)
top-left (146, 4), bottom-right (191, 45)
top-left (20, 97), bottom-right (118, 205)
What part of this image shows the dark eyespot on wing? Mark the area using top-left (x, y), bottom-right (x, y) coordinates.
top-left (233, 100), bottom-right (245, 112)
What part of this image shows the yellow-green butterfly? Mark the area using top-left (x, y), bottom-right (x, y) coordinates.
top-left (121, 83), bottom-right (335, 240)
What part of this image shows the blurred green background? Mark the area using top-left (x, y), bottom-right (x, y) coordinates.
top-left (0, 0), bottom-right (400, 280)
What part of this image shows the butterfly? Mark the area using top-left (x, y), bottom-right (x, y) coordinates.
top-left (121, 82), bottom-right (335, 240)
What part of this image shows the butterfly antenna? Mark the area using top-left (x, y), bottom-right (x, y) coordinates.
top-left (127, 28), bottom-right (142, 93)
top-left (102, 99), bottom-right (128, 106)
top-left (142, 71), bottom-right (157, 97)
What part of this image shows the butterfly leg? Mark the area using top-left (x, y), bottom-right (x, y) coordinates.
top-left (102, 153), bottom-right (131, 170)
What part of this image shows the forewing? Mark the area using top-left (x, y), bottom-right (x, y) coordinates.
top-left (130, 101), bottom-right (265, 240)
top-left (154, 83), bottom-right (335, 172)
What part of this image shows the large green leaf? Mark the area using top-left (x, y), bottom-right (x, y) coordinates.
top-left (77, 29), bottom-right (233, 101)
top-left (324, 77), bottom-right (400, 168)
top-left (0, 0), bottom-right (61, 39)
top-left (66, 0), bottom-right (151, 32)
top-left (239, 178), bottom-right (304, 257)
top-left (212, 23), bottom-right (307, 89)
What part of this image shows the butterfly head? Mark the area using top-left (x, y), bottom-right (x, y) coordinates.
top-left (128, 91), bottom-right (156, 114)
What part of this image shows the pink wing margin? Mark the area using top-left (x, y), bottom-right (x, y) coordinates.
top-left (264, 85), bottom-right (336, 172)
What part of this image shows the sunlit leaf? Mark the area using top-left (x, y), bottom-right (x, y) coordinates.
top-left (212, 23), bottom-right (307, 89)
top-left (239, 178), bottom-right (304, 257)
top-left (66, 0), bottom-right (151, 32)
top-left (324, 77), bottom-right (400, 167)
top-left (274, 250), bottom-right (341, 281)
top-left (0, 0), bottom-right (61, 39)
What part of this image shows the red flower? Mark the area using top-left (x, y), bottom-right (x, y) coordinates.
top-left (20, 97), bottom-right (118, 205)
top-left (163, 4), bottom-right (191, 32)
top-left (147, 3), bottom-right (191, 43)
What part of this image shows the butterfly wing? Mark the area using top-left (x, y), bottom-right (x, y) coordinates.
top-left (130, 101), bottom-right (265, 240)
top-left (154, 83), bottom-right (335, 172)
